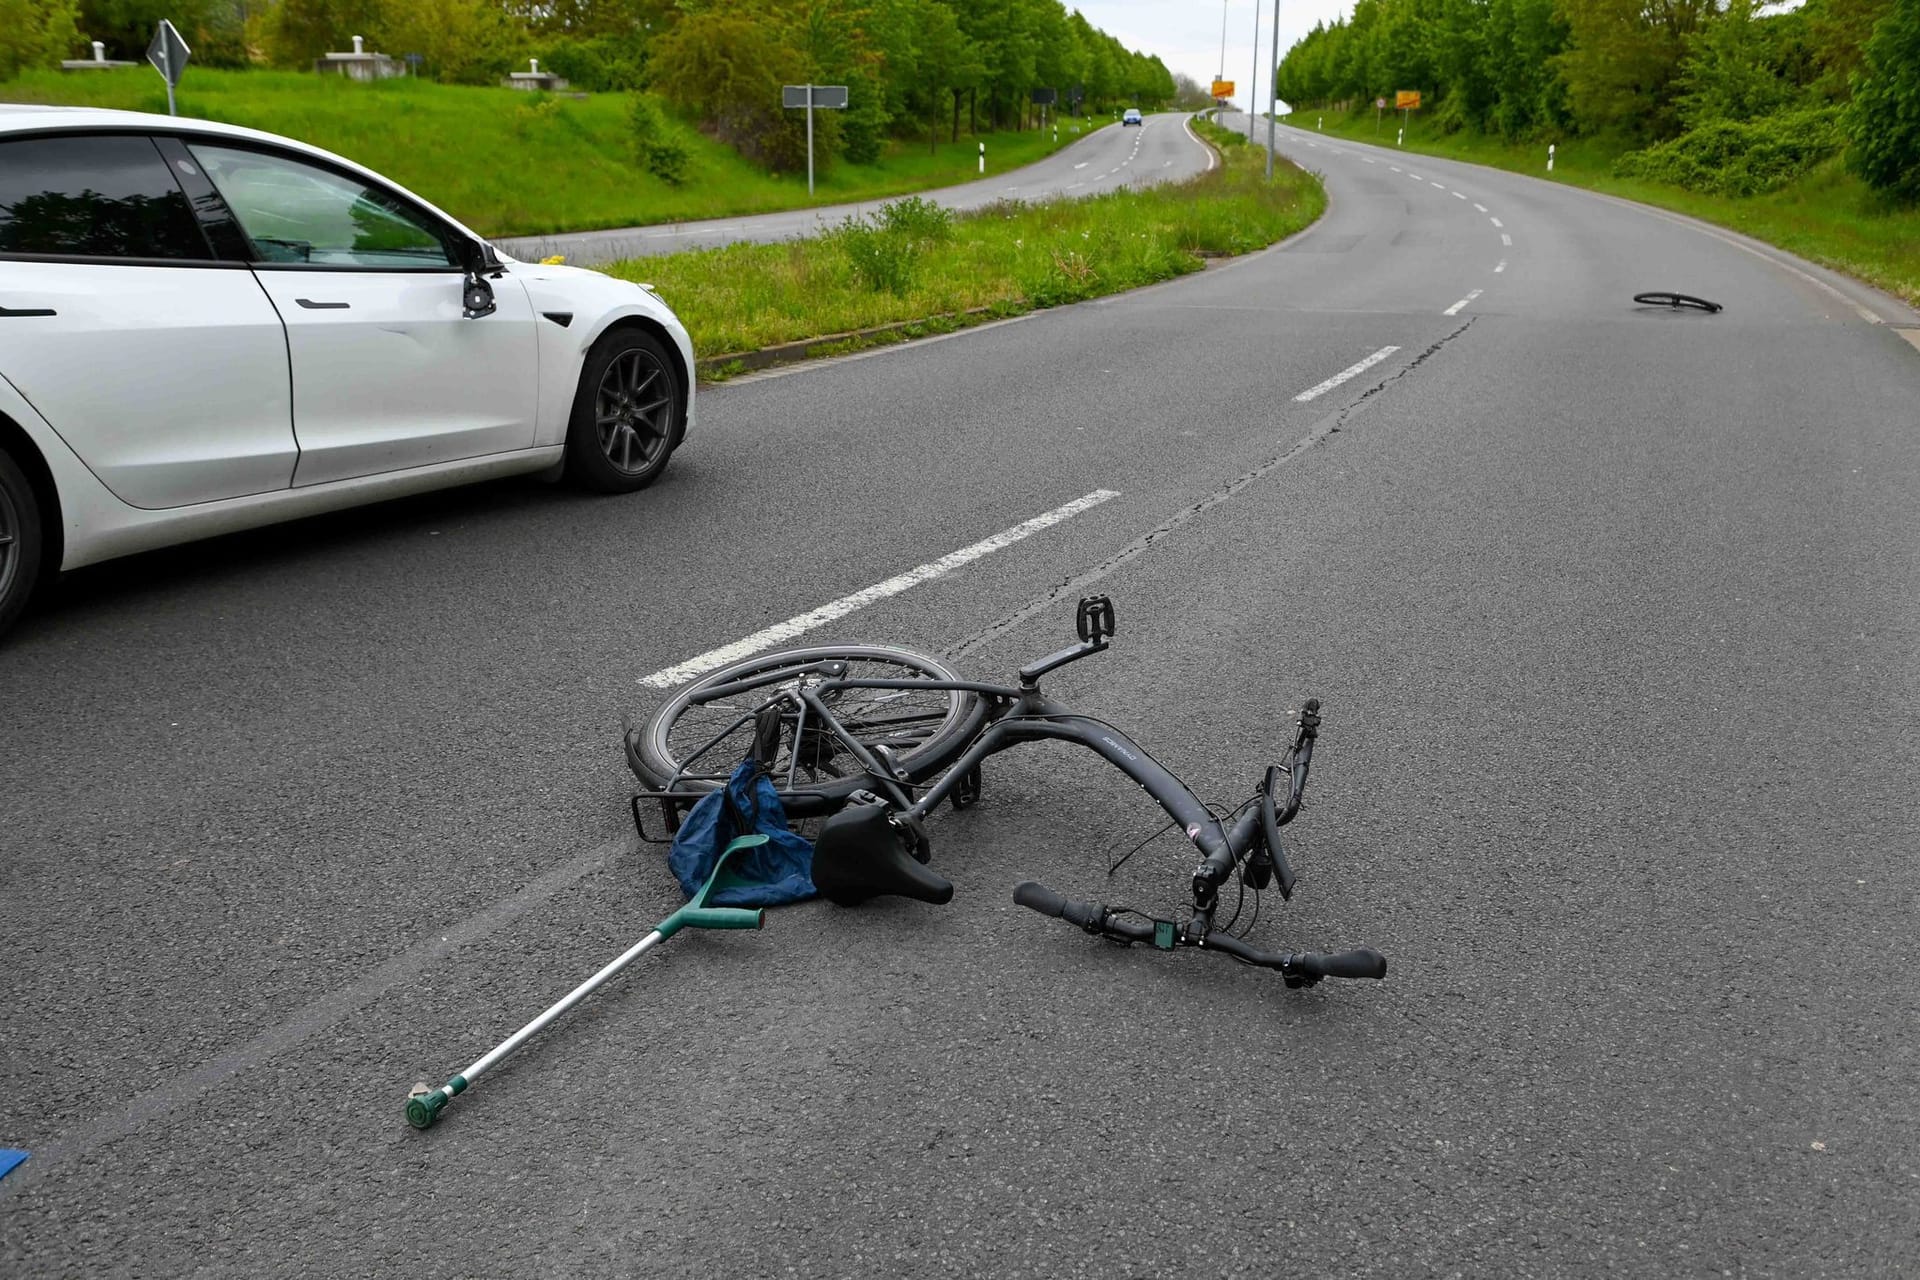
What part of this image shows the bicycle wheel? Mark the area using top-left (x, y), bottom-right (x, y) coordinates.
top-left (629, 645), bottom-right (986, 815)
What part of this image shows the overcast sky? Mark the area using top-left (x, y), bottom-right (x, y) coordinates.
top-left (1070, 0), bottom-right (1356, 112)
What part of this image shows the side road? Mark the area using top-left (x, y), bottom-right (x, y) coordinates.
top-left (498, 112), bottom-right (1214, 266)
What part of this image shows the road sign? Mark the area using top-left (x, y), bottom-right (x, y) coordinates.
top-left (147, 19), bottom-right (190, 116)
top-left (1030, 87), bottom-right (1057, 105)
top-left (1395, 90), bottom-right (1421, 110)
top-left (1376, 97), bottom-right (1387, 109)
top-left (782, 84), bottom-right (849, 198)
top-left (1211, 79), bottom-right (1235, 99)
top-left (782, 84), bottom-right (848, 109)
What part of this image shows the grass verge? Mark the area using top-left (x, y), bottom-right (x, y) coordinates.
top-left (1, 67), bottom-right (1094, 239)
top-left (1289, 109), bottom-right (1920, 307)
top-left (614, 118), bottom-right (1324, 375)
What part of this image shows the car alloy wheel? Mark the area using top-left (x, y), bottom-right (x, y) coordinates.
top-left (594, 347), bottom-right (674, 477)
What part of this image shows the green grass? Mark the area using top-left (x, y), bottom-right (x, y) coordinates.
top-left (613, 122), bottom-right (1325, 366)
top-left (0, 67), bottom-right (1097, 239)
top-left (1291, 109), bottom-right (1920, 307)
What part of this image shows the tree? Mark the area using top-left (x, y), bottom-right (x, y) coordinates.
top-left (1844, 0), bottom-right (1920, 200)
top-left (1555, 0), bottom-right (1714, 138)
top-left (0, 0), bottom-right (80, 80)
top-left (1675, 0), bottom-right (1796, 127)
top-left (649, 7), bottom-right (812, 171)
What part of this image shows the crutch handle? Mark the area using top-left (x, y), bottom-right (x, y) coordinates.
top-left (663, 906), bottom-right (764, 936)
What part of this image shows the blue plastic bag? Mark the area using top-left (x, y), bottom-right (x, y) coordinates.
top-left (666, 759), bottom-right (816, 907)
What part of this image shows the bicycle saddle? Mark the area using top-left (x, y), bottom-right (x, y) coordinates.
top-left (811, 793), bottom-right (953, 906)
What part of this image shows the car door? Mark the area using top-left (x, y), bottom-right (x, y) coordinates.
top-left (185, 142), bottom-right (540, 488)
top-left (0, 132), bottom-right (296, 509)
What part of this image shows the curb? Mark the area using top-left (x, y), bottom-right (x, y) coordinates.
top-left (694, 307), bottom-right (1011, 379)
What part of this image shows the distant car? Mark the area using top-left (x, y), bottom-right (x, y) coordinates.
top-left (1122, 109), bottom-right (1143, 126)
top-left (0, 105), bottom-right (696, 638)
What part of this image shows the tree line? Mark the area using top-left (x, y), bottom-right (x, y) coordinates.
top-left (1273, 0), bottom-right (1918, 202)
top-left (3, 1), bottom-right (1180, 175)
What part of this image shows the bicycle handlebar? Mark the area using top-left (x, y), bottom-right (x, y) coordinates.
top-left (1012, 882), bottom-right (1385, 985)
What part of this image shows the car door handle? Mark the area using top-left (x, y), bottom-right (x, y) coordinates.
top-left (294, 298), bottom-right (350, 310)
top-left (0, 305), bottom-right (57, 317)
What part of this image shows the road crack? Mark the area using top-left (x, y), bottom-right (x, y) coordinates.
top-left (946, 318), bottom-right (1476, 661)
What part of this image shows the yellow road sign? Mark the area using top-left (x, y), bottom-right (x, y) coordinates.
top-left (1212, 79), bottom-right (1235, 99)
top-left (1395, 90), bottom-right (1422, 110)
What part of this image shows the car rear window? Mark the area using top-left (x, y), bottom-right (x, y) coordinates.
top-left (0, 134), bottom-right (211, 261)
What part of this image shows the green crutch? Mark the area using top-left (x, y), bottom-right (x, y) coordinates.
top-left (406, 836), bottom-right (769, 1130)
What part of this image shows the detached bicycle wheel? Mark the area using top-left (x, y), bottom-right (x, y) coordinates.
top-left (630, 645), bottom-right (986, 815)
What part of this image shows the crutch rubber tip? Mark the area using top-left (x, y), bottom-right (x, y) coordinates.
top-left (406, 1090), bottom-right (448, 1130)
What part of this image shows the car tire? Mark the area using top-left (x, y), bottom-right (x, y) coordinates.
top-left (0, 448), bottom-right (44, 640)
top-left (564, 329), bottom-right (683, 494)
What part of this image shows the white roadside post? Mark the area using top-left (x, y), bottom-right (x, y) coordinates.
top-left (1548, 142), bottom-right (1556, 172)
top-left (979, 141), bottom-right (985, 174)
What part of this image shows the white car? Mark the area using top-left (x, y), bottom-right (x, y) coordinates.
top-left (1122, 109), bottom-right (1142, 126)
top-left (0, 105), bottom-right (696, 637)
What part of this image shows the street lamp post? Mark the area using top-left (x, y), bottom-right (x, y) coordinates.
top-left (1266, 0), bottom-right (1280, 179)
top-left (1248, 0), bottom-right (1260, 141)
top-left (1219, 0), bottom-right (1230, 84)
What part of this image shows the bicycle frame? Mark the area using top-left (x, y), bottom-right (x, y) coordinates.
top-left (781, 659), bottom-right (1313, 932)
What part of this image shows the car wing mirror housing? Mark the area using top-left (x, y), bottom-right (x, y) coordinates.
top-left (460, 239), bottom-right (498, 319)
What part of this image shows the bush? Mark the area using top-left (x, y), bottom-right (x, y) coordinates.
top-left (875, 196), bottom-right (954, 242)
top-left (1614, 106), bottom-right (1845, 196)
top-left (535, 34), bottom-right (648, 93)
top-left (1845, 0), bottom-right (1920, 202)
top-left (832, 216), bottom-right (917, 296)
top-left (629, 94), bottom-right (691, 186)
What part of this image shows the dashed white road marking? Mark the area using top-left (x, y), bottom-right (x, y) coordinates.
top-left (1443, 289), bottom-right (1484, 316)
top-left (1363, 157), bottom-right (1376, 164)
top-left (1501, 233), bottom-right (1513, 246)
top-left (1074, 162), bottom-right (1088, 170)
top-left (639, 490), bottom-right (1124, 688)
top-left (1293, 346), bottom-right (1402, 403)
top-left (1409, 173), bottom-right (1424, 181)
top-left (1473, 203), bottom-right (1488, 213)
top-left (1390, 165), bottom-right (1402, 172)
top-left (1489, 217), bottom-right (1503, 228)
top-left (1067, 182), bottom-right (1083, 189)
top-left (1452, 191), bottom-right (1467, 199)
top-left (1495, 259), bottom-right (1508, 273)
top-left (1431, 181), bottom-right (1446, 189)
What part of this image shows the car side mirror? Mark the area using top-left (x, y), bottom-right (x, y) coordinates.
top-left (459, 239), bottom-right (497, 319)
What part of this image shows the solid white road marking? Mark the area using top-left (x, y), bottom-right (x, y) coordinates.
top-left (1501, 233), bottom-right (1513, 246)
top-left (638, 490), bottom-right (1123, 688)
top-left (1495, 259), bottom-right (1508, 273)
top-left (1443, 289), bottom-right (1484, 316)
top-left (1293, 346), bottom-right (1402, 403)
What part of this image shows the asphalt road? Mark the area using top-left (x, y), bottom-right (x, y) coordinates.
top-left (4, 116), bottom-right (1919, 1276)
top-left (496, 112), bottom-right (1214, 266)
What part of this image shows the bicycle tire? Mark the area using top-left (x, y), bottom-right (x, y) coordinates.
top-left (630, 644), bottom-right (987, 814)
top-left (1632, 291), bottom-right (1723, 314)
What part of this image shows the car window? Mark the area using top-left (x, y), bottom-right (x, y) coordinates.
top-left (186, 143), bottom-right (455, 269)
top-left (0, 135), bottom-right (211, 260)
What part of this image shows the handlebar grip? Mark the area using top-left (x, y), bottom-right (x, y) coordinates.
top-left (1013, 881), bottom-right (1067, 917)
top-left (1013, 882), bottom-right (1108, 932)
top-left (1300, 948), bottom-right (1387, 981)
